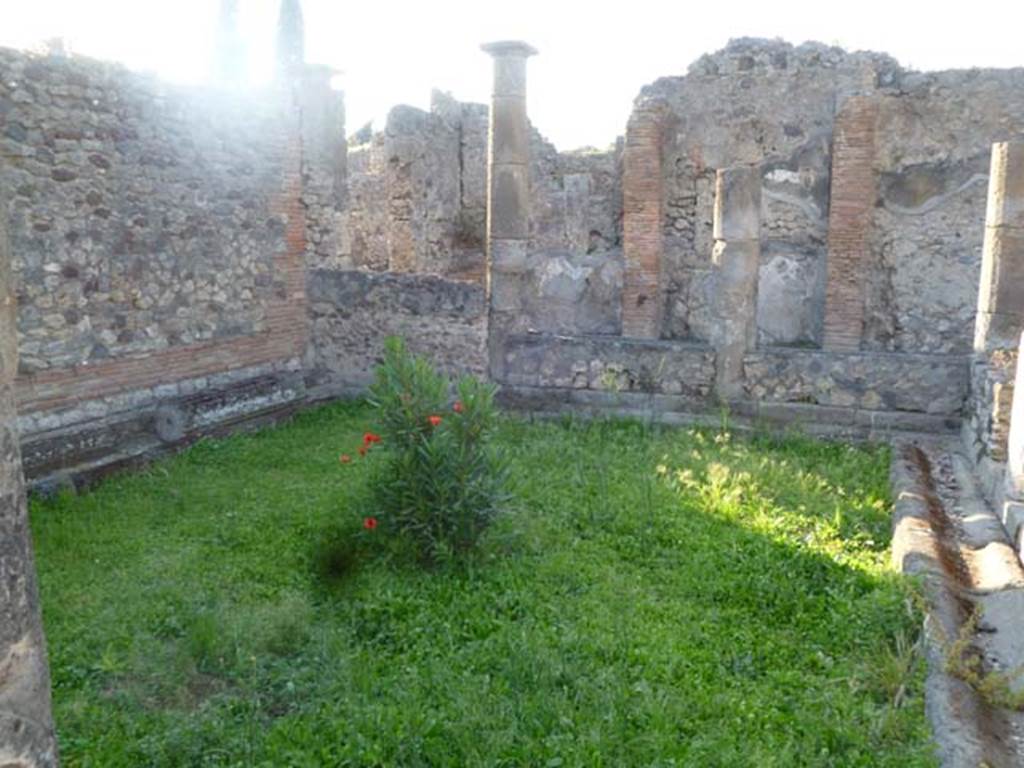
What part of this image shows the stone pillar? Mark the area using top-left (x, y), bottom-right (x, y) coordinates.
top-left (1004, 331), bottom-right (1024, 554)
top-left (975, 142), bottom-right (1024, 354)
top-left (0, 197), bottom-right (58, 766)
top-left (711, 166), bottom-right (761, 400)
top-left (482, 40), bottom-right (537, 379)
top-left (621, 99), bottom-right (666, 338)
top-left (965, 142), bottom-right (1024, 499)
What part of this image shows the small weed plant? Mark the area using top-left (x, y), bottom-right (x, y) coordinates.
top-left (345, 336), bottom-right (508, 560)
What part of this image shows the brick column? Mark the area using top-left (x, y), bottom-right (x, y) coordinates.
top-left (822, 96), bottom-right (878, 352)
top-left (967, 142), bottom-right (1024, 499)
top-left (482, 40), bottom-right (537, 379)
top-left (621, 100), bottom-right (666, 338)
top-left (0, 197), bottom-right (58, 766)
top-left (711, 166), bottom-right (762, 400)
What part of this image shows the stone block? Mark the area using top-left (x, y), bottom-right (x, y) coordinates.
top-left (489, 164), bottom-right (529, 239)
top-left (985, 141), bottom-right (1024, 230)
top-left (713, 166), bottom-right (762, 241)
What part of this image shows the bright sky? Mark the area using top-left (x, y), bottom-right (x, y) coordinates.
top-left (2, 0), bottom-right (1022, 150)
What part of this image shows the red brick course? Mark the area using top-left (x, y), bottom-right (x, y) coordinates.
top-left (622, 102), bottom-right (665, 339)
top-left (16, 116), bottom-right (308, 415)
top-left (822, 96), bottom-right (878, 352)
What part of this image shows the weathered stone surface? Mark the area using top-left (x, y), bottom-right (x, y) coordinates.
top-left (869, 81), bottom-right (1024, 355)
top-left (744, 348), bottom-right (969, 415)
top-left (503, 333), bottom-right (715, 397)
top-left (301, 66), bottom-right (348, 270)
top-left (712, 166), bottom-right (761, 241)
top-left (20, 360), bottom-right (304, 486)
top-left (490, 165), bottom-right (530, 240)
top-left (522, 250), bottom-right (623, 335)
top-left (712, 165), bottom-right (761, 399)
top-left (490, 96), bottom-right (530, 166)
top-left (712, 238), bottom-right (760, 398)
top-left (480, 42), bottom-right (536, 96)
top-left (643, 40), bottom-right (894, 344)
top-left (711, 167), bottom-right (760, 400)
top-left (484, 41), bottom-right (537, 382)
top-left (1005, 335), bottom-right (1024, 548)
top-left (964, 143), bottom-right (1024, 509)
top-left (0, 191), bottom-right (58, 767)
top-left (986, 142), bottom-right (1024, 230)
top-left (755, 246), bottom-right (823, 345)
top-left (976, 226), bottom-right (1024, 341)
top-left (0, 47), bottom-right (298, 374)
top-left (307, 269), bottom-right (487, 389)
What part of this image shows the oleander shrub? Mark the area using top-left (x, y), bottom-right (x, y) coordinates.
top-left (355, 336), bottom-right (508, 560)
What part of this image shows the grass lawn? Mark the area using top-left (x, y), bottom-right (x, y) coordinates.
top-left (31, 401), bottom-right (936, 767)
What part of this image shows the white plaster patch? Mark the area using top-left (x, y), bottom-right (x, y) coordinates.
top-left (764, 168), bottom-right (801, 185)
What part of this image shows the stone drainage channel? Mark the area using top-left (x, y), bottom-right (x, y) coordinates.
top-left (892, 440), bottom-right (1024, 766)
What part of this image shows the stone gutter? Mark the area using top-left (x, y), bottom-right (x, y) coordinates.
top-left (891, 440), bottom-right (1024, 766)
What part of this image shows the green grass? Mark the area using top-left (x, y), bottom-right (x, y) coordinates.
top-left (31, 401), bottom-right (936, 767)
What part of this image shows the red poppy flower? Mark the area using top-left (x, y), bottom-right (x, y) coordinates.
top-left (339, 454), bottom-right (351, 464)
top-left (453, 401), bottom-right (464, 413)
top-left (428, 415), bottom-right (442, 427)
top-left (363, 432), bottom-right (381, 446)
top-left (363, 517), bottom-right (378, 531)
top-left (358, 445), bottom-right (368, 457)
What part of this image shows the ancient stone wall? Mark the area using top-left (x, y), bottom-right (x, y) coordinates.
top-left (301, 66), bottom-right (348, 270)
top-left (646, 40), bottom-right (891, 345)
top-left (619, 39), bottom-right (1024, 354)
top-left (5, 37), bottom-right (1024, 487)
top-left (0, 186), bottom-right (58, 767)
top-left (492, 39), bottom-right (1024, 440)
top-left (343, 95), bottom-right (480, 277)
top-left (1, 48), bottom-right (294, 372)
top-left (868, 72), bottom-right (1024, 355)
top-left (343, 92), bottom-right (623, 333)
top-left (963, 141), bottom-right (1024, 508)
top-left (0, 47), bottom-right (330, 486)
top-left (306, 269), bottom-right (487, 395)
